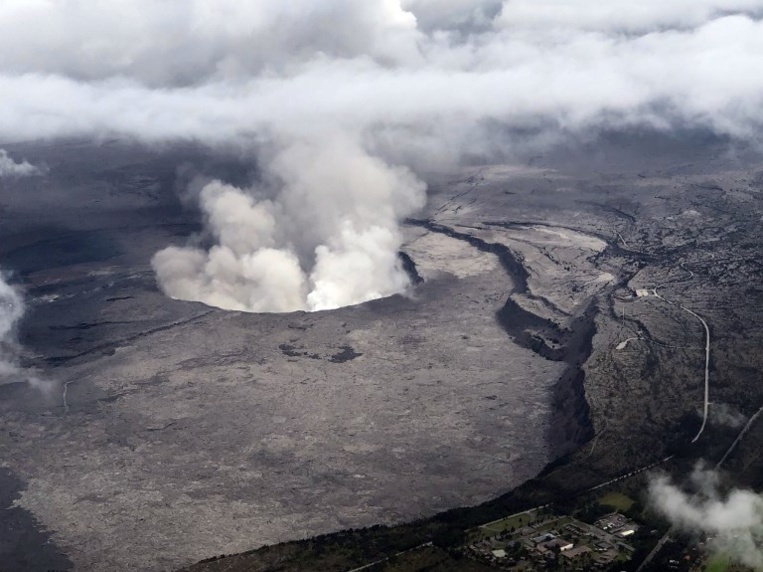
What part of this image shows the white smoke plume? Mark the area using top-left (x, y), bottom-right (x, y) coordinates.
top-left (0, 271), bottom-right (26, 381)
top-left (0, 272), bottom-right (53, 394)
top-left (1, 1), bottom-right (763, 311)
top-left (153, 135), bottom-right (425, 311)
top-left (649, 464), bottom-right (763, 569)
top-left (710, 404), bottom-right (748, 429)
top-left (0, 149), bottom-right (40, 178)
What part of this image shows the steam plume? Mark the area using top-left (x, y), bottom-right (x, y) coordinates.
top-left (0, 152), bottom-right (46, 385)
top-left (153, 136), bottom-right (425, 311)
top-left (1, 1), bottom-right (763, 311)
top-left (0, 272), bottom-right (26, 381)
top-left (0, 271), bottom-right (53, 394)
top-left (649, 464), bottom-right (763, 569)
top-left (0, 149), bottom-right (40, 177)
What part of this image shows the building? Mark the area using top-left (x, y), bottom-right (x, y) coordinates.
top-left (561, 545), bottom-right (592, 560)
top-left (531, 532), bottom-right (556, 545)
top-left (536, 538), bottom-right (574, 554)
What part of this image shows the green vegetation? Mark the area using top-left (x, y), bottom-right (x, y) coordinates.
top-left (472, 511), bottom-right (535, 540)
top-left (598, 492), bottom-right (635, 512)
top-left (181, 427), bottom-right (763, 572)
top-left (382, 546), bottom-right (492, 571)
top-left (466, 510), bottom-right (638, 570)
top-left (706, 554), bottom-right (730, 572)
top-left (180, 463), bottom-right (670, 572)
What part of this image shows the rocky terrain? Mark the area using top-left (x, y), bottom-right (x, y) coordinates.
top-left (1, 132), bottom-right (762, 571)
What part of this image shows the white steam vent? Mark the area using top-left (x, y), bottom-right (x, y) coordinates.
top-left (0, 272), bottom-right (25, 379)
top-left (152, 135), bottom-right (426, 312)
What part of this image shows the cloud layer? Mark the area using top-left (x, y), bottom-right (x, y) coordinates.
top-left (1, 0), bottom-right (763, 140)
top-left (1, 1), bottom-right (763, 311)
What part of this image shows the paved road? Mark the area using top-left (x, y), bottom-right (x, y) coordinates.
top-left (479, 505), bottom-right (550, 530)
top-left (586, 456), bottom-right (674, 493)
top-left (651, 289), bottom-right (711, 442)
top-left (636, 532), bottom-right (673, 572)
top-left (715, 404), bottom-right (763, 469)
top-left (680, 304), bottom-right (711, 443)
top-left (345, 542), bottom-right (433, 572)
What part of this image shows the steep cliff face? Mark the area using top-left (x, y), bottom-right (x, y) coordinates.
top-left (495, 289), bottom-right (596, 459)
top-left (546, 308), bottom-right (597, 457)
top-left (409, 218), bottom-right (597, 460)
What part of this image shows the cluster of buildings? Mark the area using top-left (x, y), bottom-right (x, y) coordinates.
top-left (594, 513), bottom-right (639, 538)
top-left (465, 511), bottom-right (641, 570)
top-left (530, 532), bottom-right (574, 554)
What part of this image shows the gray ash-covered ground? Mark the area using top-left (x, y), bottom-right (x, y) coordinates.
top-left (1, 132), bottom-right (762, 571)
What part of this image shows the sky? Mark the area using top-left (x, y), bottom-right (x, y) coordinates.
top-left (1, 0), bottom-right (762, 311)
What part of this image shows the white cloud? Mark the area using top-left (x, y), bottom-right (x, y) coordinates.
top-left (495, 0), bottom-right (763, 32)
top-left (1, 1), bottom-right (762, 311)
top-left (650, 465), bottom-right (763, 569)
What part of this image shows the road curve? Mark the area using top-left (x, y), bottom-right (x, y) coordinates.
top-left (651, 289), bottom-right (711, 443)
top-left (681, 304), bottom-right (711, 443)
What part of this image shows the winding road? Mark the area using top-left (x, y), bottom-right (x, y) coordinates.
top-left (651, 289), bottom-right (711, 443)
top-left (681, 305), bottom-right (711, 443)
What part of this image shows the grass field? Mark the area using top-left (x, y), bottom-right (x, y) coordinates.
top-left (472, 510), bottom-right (537, 539)
top-left (704, 554), bottom-right (733, 572)
top-left (598, 492), bottom-right (635, 512)
top-left (472, 513), bottom-right (576, 543)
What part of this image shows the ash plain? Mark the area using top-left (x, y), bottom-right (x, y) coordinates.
top-left (1, 131), bottom-right (762, 571)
